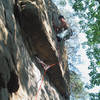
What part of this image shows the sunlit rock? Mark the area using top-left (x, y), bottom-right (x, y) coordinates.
top-left (0, 0), bottom-right (70, 100)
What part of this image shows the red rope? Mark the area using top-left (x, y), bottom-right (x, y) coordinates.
top-left (35, 57), bottom-right (58, 100)
top-left (35, 70), bottom-right (46, 100)
top-left (45, 63), bottom-right (58, 70)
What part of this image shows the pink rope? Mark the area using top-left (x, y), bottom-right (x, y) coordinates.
top-left (35, 57), bottom-right (58, 100)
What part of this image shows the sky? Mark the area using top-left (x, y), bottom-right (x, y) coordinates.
top-left (52, 0), bottom-right (90, 82)
top-left (52, 0), bottom-right (100, 99)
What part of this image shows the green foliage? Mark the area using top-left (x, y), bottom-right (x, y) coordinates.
top-left (71, 0), bottom-right (100, 99)
top-left (70, 71), bottom-right (88, 99)
top-left (73, 0), bottom-right (84, 12)
top-left (59, 0), bottom-right (66, 6)
top-left (96, 0), bottom-right (100, 3)
top-left (89, 92), bottom-right (100, 100)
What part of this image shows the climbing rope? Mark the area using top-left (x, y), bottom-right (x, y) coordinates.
top-left (35, 57), bottom-right (58, 100)
top-left (35, 41), bottom-right (62, 100)
top-left (35, 70), bottom-right (46, 100)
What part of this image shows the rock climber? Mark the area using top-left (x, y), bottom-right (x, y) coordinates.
top-left (58, 15), bottom-right (69, 31)
top-left (53, 15), bottom-right (72, 42)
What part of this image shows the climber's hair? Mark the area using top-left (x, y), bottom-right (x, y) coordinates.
top-left (58, 15), bottom-right (65, 20)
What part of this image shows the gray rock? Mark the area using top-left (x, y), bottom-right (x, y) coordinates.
top-left (0, 0), bottom-right (70, 100)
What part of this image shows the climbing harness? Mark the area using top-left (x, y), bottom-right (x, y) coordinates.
top-left (35, 57), bottom-right (58, 100)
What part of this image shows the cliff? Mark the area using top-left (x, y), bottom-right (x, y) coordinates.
top-left (0, 0), bottom-right (70, 100)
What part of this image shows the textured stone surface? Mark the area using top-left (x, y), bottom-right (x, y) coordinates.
top-left (0, 0), bottom-right (70, 100)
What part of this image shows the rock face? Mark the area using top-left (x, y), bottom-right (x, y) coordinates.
top-left (0, 0), bottom-right (70, 100)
